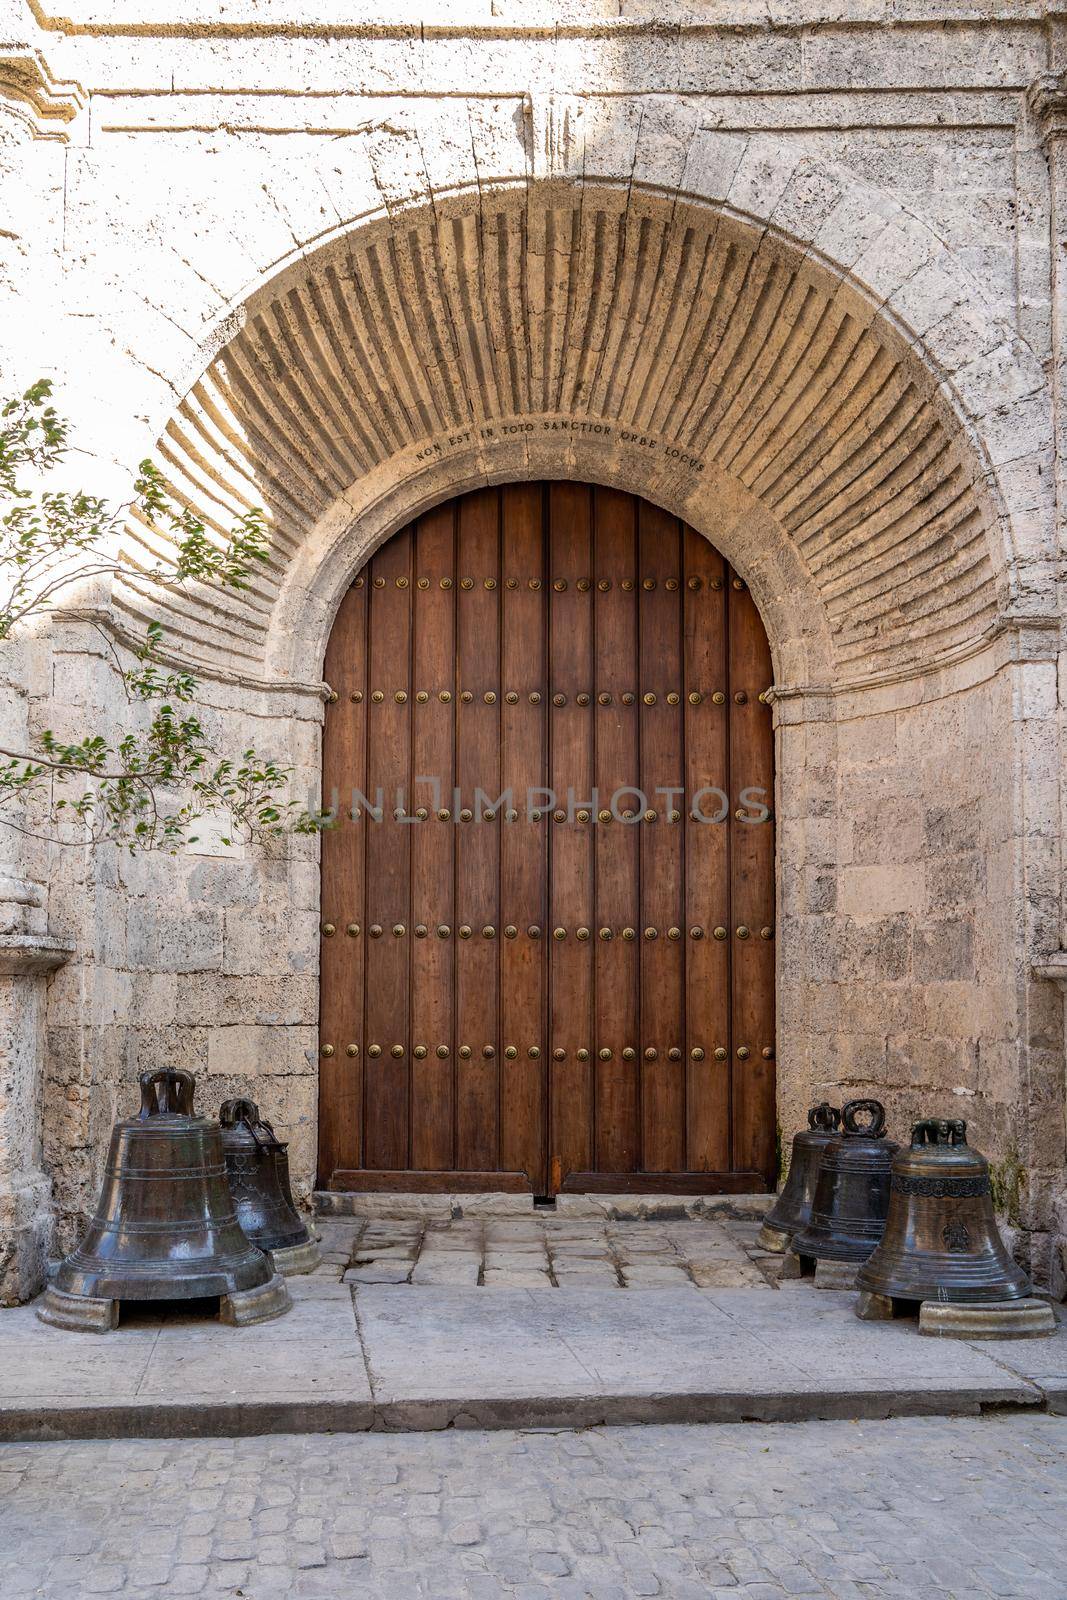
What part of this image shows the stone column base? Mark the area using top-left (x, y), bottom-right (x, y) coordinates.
top-left (0, 1170), bottom-right (53, 1307)
top-left (0, 926), bottom-right (73, 1306)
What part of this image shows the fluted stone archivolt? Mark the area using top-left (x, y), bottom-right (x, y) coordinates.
top-left (116, 184), bottom-right (997, 683)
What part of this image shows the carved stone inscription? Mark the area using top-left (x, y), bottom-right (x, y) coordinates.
top-left (414, 414), bottom-right (706, 475)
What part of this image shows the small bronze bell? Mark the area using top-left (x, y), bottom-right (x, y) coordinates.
top-left (857, 1118), bottom-right (1031, 1306)
top-left (758, 1103), bottom-right (841, 1253)
top-left (220, 1098), bottom-right (321, 1275)
top-left (37, 1069), bottom-right (291, 1332)
top-left (792, 1099), bottom-right (898, 1265)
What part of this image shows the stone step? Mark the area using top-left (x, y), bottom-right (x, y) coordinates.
top-left (314, 1190), bottom-right (776, 1220)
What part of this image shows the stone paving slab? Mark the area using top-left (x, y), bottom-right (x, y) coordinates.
top-left (355, 1283), bottom-right (1049, 1414)
top-left (336, 1212), bottom-right (773, 1289)
top-left (0, 1278), bottom-right (374, 1439)
top-left (0, 1272), bottom-right (1062, 1441)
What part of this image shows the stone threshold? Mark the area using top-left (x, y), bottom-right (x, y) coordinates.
top-left (314, 1190), bottom-right (776, 1220)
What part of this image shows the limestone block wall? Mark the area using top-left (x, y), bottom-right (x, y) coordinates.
top-left (0, 0), bottom-right (1064, 1283)
top-left (778, 646), bottom-right (1064, 1273)
top-left (36, 627), bottom-right (323, 1252)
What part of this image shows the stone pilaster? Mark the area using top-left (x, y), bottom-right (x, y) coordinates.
top-left (0, 874), bottom-right (72, 1305)
top-left (1027, 74), bottom-right (1067, 1294)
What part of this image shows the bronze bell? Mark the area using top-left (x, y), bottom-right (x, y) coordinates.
top-left (220, 1098), bottom-right (321, 1275)
top-left (857, 1118), bottom-right (1031, 1307)
top-left (757, 1103), bottom-right (842, 1253)
top-left (792, 1099), bottom-right (899, 1265)
top-left (37, 1069), bottom-right (291, 1333)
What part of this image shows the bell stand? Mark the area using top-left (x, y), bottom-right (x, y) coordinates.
top-left (854, 1290), bottom-right (1056, 1338)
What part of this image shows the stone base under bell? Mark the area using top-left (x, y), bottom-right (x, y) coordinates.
top-left (36, 1286), bottom-right (119, 1333)
top-left (219, 1271), bottom-right (292, 1326)
top-left (919, 1297), bottom-right (1055, 1340)
top-left (756, 1221), bottom-right (791, 1253)
top-left (813, 1259), bottom-right (858, 1290)
top-left (35, 1271), bottom-right (291, 1333)
top-left (778, 1250), bottom-right (809, 1280)
top-left (855, 1290), bottom-right (902, 1321)
top-left (267, 1236), bottom-right (322, 1276)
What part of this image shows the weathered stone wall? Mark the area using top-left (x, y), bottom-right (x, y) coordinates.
top-left (1, 0), bottom-right (1065, 1284)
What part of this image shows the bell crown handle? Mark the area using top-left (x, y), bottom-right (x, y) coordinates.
top-left (808, 1102), bottom-right (841, 1131)
top-left (219, 1096), bottom-right (278, 1147)
top-left (842, 1098), bottom-right (886, 1139)
top-left (138, 1068), bottom-right (196, 1118)
top-left (911, 1117), bottom-right (968, 1148)
top-left (220, 1097), bottom-right (261, 1129)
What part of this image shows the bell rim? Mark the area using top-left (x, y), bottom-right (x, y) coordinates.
top-left (236, 1221), bottom-right (315, 1253)
top-left (857, 1258), bottom-right (1032, 1303)
top-left (53, 1263), bottom-right (274, 1301)
top-left (54, 1239), bottom-right (274, 1301)
top-left (791, 1230), bottom-right (882, 1263)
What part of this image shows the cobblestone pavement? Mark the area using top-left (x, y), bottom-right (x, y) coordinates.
top-left (334, 1214), bottom-right (774, 1289)
top-left (2, 1415), bottom-right (1065, 1597)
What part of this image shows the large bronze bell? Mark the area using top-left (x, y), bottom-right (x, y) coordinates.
top-left (758, 1103), bottom-right (842, 1253)
top-left (220, 1098), bottom-right (321, 1275)
top-left (857, 1118), bottom-right (1031, 1306)
top-left (37, 1069), bottom-right (291, 1332)
top-left (792, 1099), bottom-right (898, 1265)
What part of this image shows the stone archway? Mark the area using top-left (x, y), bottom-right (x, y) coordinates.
top-left (113, 178), bottom-right (1011, 698)
top-left (98, 171), bottom-right (1050, 1223)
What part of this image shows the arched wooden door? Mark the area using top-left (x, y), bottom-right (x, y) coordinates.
top-left (318, 483), bottom-right (775, 1195)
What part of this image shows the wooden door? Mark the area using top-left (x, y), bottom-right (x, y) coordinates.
top-left (318, 483), bottom-right (775, 1194)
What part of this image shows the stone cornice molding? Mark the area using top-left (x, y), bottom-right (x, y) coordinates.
top-left (0, 931), bottom-right (73, 975)
top-left (0, 42), bottom-right (84, 139)
top-left (20, 0), bottom-right (1051, 38)
top-left (1032, 952), bottom-right (1067, 985)
top-left (1027, 72), bottom-right (1067, 146)
top-left (50, 605), bottom-right (330, 707)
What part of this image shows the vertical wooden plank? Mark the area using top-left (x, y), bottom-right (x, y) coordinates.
top-left (499, 483), bottom-right (547, 1190)
top-left (547, 481), bottom-right (595, 1190)
top-left (591, 487), bottom-right (640, 1174)
top-left (729, 569), bottom-right (776, 1182)
top-left (638, 502), bottom-right (686, 1172)
top-left (455, 488), bottom-right (501, 1170)
top-left (410, 504), bottom-right (456, 1170)
top-left (363, 531), bottom-right (413, 1170)
top-left (318, 581), bottom-right (367, 1183)
top-left (683, 527), bottom-right (731, 1171)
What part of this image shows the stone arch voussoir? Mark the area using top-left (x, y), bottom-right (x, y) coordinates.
top-left (114, 147), bottom-right (1047, 692)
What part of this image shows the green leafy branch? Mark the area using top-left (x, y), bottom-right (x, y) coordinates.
top-left (0, 382), bottom-right (330, 851)
top-left (1, 382), bottom-right (270, 639)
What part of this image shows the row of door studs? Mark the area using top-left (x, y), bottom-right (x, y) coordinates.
top-left (322, 923), bottom-right (774, 941)
top-left (352, 576), bottom-right (748, 593)
top-left (327, 689), bottom-right (770, 706)
top-left (319, 1042), bottom-right (775, 1061)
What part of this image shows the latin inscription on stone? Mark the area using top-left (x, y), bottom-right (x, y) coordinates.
top-left (414, 415), bottom-right (705, 474)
